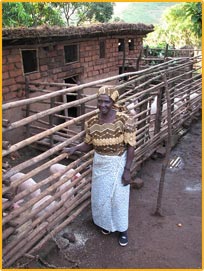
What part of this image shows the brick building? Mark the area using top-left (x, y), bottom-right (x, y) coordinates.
top-left (3, 23), bottom-right (154, 101)
top-left (2, 23), bottom-right (154, 143)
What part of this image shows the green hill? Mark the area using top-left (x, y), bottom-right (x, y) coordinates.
top-left (113, 2), bottom-right (181, 25)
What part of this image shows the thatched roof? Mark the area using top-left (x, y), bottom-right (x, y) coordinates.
top-left (3, 23), bottom-right (154, 46)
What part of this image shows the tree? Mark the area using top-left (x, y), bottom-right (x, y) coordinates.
top-left (184, 2), bottom-right (202, 38)
top-left (111, 16), bottom-right (125, 23)
top-left (3, 2), bottom-right (114, 28)
top-left (3, 3), bottom-right (33, 27)
top-left (54, 2), bottom-right (114, 26)
top-left (144, 2), bottom-right (201, 48)
top-left (2, 2), bottom-right (65, 27)
top-left (52, 3), bottom-right (81, 26)
top-left (86, 3), bottom-right (114, 24)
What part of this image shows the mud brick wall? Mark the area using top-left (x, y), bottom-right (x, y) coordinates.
top-left (2, 35), bottom-right (143, 143)
top-left (80, 37), bottom-right (142, 81)
top-left (2, 36), bottom-right (143, 102)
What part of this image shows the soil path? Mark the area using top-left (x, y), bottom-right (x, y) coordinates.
top-left (17, 119), bottom-right (202, 269)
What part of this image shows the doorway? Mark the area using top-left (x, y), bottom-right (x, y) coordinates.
top-left (64, 75), bottom-right (79, 118)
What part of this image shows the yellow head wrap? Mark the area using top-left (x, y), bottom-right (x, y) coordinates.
top-left (97, 86), bottom-right (119, 103)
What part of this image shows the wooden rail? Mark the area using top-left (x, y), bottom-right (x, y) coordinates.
top-left (2, 55), bottom-right (202, 267)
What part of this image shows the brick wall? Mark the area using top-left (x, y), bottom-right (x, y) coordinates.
top-left (3, 35), bottom-right (144, 143)
top-left (2, 35), bottom-right (143, 102)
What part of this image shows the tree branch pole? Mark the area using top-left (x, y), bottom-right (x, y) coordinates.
top-left (2, 55), bottom-right (201, 267)
top-left (3, 153), bottom-right (93, 216)
top-left (2, 109), bottom-right (97, 157)
top-left (154, 73), bottom-right (172, 216)
top-left (2, 130), bottom-right (85, 182)
top-left (3, 175), bottom-right (91, 256)
top-left (3, 57), bottom-right (188, 111)
top-left (3, 184), bottom-right (91, 262)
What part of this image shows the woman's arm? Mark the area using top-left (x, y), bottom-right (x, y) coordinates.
top-left (122, 145), bottom-right (134, 186)
top-left (124, 145), bottom-right (134, 170)
top-left (62, 142), bottom-right (93, 156)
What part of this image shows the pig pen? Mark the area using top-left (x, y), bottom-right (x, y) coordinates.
top-left (2, 55), bottom-right (202, 267)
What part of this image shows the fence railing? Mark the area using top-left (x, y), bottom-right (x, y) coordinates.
top-left (2, 55), bottom-right (202, 267)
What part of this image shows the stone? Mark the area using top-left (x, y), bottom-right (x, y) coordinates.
top-left (182, 120), bottom-right (191, 129)
top-left (156, 146), bottom-right (166, 157)
top-left (151, 152), bottom-right (158, 160)
top-left (62, 232), bottom-right (76, 243)
top-left (131, 178), bottom-right (144, 189)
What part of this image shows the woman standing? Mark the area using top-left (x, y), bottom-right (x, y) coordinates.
top-left (63, 86), bottom-right (136, 246)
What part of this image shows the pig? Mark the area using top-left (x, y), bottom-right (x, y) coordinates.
top-left (126, 102), bottom-right (137, 116)
top-left (150, 96), bottom-right (179, 115)
top-left (31, 195), bottom-right (57, 217)
top-left (2, 197), bottom-right (24, 217)
top-left (50, 164), bottom-right (83, 201)
top-left (10, 172), bottom-right (41, 199)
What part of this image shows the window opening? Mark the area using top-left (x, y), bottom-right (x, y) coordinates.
top-left (21, 49), bottom-right (38, 74)
top-left (118, 39), bottom-right (125, 52)
top-left (99, 40), bottom-right (106, 59)
top-left (128, 39), bottom-right (134, 50)
top-left (64, 44), bottom-right (79, 63)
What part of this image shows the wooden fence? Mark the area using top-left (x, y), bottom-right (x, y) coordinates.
top-left (2, 55), bottom-right (202, 267)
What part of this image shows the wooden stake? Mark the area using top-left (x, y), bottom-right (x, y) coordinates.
top-left (154, 73), bottom-right (172, 216)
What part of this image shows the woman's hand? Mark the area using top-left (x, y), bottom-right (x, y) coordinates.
top-left (62, 143), bottom-right (93, 157)
top-left (122, 168), bottom-right (131, 186)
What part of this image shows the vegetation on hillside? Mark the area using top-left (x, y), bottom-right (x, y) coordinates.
top-left (144, 2), bottom-right (201, 49)
top-left (112, 2), bottom-right (179, 25)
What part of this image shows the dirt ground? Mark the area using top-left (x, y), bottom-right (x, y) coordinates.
top-left (16, 118), bottom-right (202, 269)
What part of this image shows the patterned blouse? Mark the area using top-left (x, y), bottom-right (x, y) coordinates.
top-left (84, 111), bottom-right (136, 156)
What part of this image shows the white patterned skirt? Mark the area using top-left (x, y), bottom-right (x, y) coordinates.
top-left (91, 151), bottom-right (130, 232)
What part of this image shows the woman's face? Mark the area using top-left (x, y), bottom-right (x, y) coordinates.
top-left (97, 94), bottom-right (113, 115)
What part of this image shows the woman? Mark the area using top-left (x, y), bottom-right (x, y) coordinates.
top-left (63, 86), bottom-right (136, 246)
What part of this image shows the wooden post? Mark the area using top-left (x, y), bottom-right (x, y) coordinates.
top-left (136, 47), bottom-right (143, 71)
top-left (154, 86), bottom-right (165, 135)
top-left (154, 73), bottom-right (172, 216)
top-left (78, 88), bottom-right (86, 130)
top-left (25, 77), bottom-right (30, 138)
top-left (49, 97), bottom-right (55, 148)
top-left (122, 39), bottom-right (126, 74)
top-left (164, 44), bottom-right (169, 58)
top-left (137, 93), bottom-right (150, 145)
top-left (145, 45), bottom-right (149, 58)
